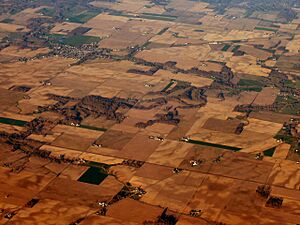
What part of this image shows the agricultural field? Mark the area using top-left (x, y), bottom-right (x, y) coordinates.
top-left (0, 0), bottom-right (299, 224)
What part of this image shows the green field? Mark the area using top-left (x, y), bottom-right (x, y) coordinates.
top-left (79, 124), bottom-right (107, 132)
top-left (140, 13), bottom-right (177, 21)
top-left (274, 95), bottom-right (300, 115)
top-left (161, 80), bottom-right (175, 92)
top-left (221, 44), bottom-right (231, 52)
top-left (0, 18), bottom-right (14, 23)
top-left (280, 104), bottom-right (300, 115)
top-left (187, 139), bottom-right (242, 151)
top-left (238, 78), bottom-right (264, 86)
top-left (47, 34), bottom-right (100, 47)
top-left (254, 27), bottom-right (278, 32)
top-left (78, 167), bottom-right (108, 185)
top-left (38, 8), bottom-right (56, 17)
top-left (69, 10), bottom-right (101, 23)
top-left (296, 80), bottom-right (300, 89)
top-left (263, 147), bottom-right (276, 157)
top-left (283, 79), bottom-right (295, 88)
top-left (157, 27), bottom-right (169, 35)
top-left (0, 117), bottom-right (27, 127)
top-left (255, 46), bottom-right (276, 54)
top-left (275, 95), bottom-right (297, 105)
top-left (7, 32), bottom-right (25, 41)
top-left (65, 35), bottom-right (100, 46)
top-left (238, 79), bottom-right (265, 92)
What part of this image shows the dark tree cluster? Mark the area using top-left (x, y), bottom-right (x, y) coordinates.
top-left (256, 185), bottom-right (271, 198)
top-left (266, 196), bottom-right (283, 208)
top-left (144, 208), bottom-right (178, 225)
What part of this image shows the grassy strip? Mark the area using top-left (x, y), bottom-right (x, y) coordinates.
top-left (187, 139), bottom-right (242, 151)
top-left (141, 12), bottom-right (177, 19)
top-left (232, 45), bottom-right (240, 52)
top-left (109, 12), bottom-right (177, 22)
top-left (194, 29), bottom-right (204, 33)
top-left (139, 14), bottom-right (177, 21)
top-left (142, 13), bottom-right (177, 19)
top-left (157, 27), bottom-right (169, 35)
top-left (263, 147), bottom-right (276, 157)
top-left (255, 46), bottom-right (276, 54)
top-left (161, 80), bottom-right (175, 92)
top-left (0, 117), bottom-right (27, 127)
top-left (221, 44), bottom-right (231, 52)
top-left (239, 87), bottom-right (263, 92)
top-left (254, 27), bottom-right (277, 32)
top-left (0, 18), bottom-right (14, 23)
top-left (79, 124), bottom-right (107, 132)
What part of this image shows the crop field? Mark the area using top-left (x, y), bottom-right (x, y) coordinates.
top-left (0, 117), bottom-right (27, 126)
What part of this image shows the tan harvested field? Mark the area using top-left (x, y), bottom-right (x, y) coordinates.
top-left (273, 143), bottom-right (290, 159)
top-left (120, 133), bottom-right (162, 161)
top-left (85, 14), bottom-right (129, 38)
top-left (9, 7), bottom-right (46, 25)
top-left (268, 160), bottom-right (300, 190)
top-left (244, 118), bottom-right (282, 136)
top-left (123, 18), bottom-right (169, 34)
top-left (107, 198), bottom-right (163, 223)
top-left (189, 127), bottom-right (278, 149)
top-left (147, 140), bottom-right (192, 167)
top-left (252, 11), bottom-right (280, 21)
top-left (225, 18), bottom-right (259, 30)
top-left (0, 23), bottom-right (28, 32)
top-left (203, 30), bottom-right (273, 42)
top-left (253, 87), bottom-right (279, 105)
top-left (238, 45), bottom-right (273, 60)
top-left (153, 70), bottom-right (213, 87)
top-left (0, 123), bottom-right (26, 134)
top-left (249, 111), bottom-right (299, 124)
top-left (80, 215), bottom-right (140, 225)
top-left (202, 118), bottom-right (241, 133)
top-left (286, 35), bottom-right (300, 54)
top-left (136, 45), bottom-right (212, 69)
top-left (0, 46), bottom-right (49, 58)
top-left (0, 57), bottom-right (75, 89)
top-left (111, 0), bottom-right (148, 12)
top-left (50, 22), bottom-right (82, 35)
top-left (0, 88), bottom-right (24, 111)
top-left (276, 55), bottom-right (300, 75)
top-left (137, 5), bottom-right (166, 14)
top-left (7, 199), bottom-right (93, 225)
top-left (227, 55), bottom-right (271, 77)
top-left (38, 176), bottom-right (123, 203)
top-left (95, 129), bottom-right (135, 150)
